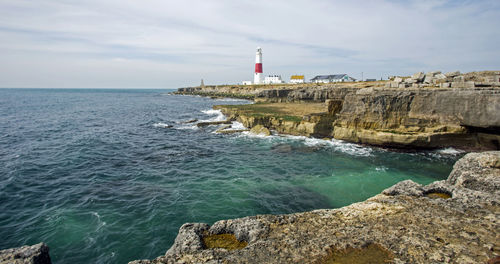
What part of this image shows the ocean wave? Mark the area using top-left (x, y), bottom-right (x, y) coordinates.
top-left (176, 125), bottom-right (197, 130)
top-left (225, 121), bottom-right (247, 130)
top-left (215, 98), bottom-right (252, 103)
top-left (200, 109), bottom-right (226, 122)
top-left (235, 132), bottom-right (374, 156)
top-left (329, 139), bottom-right (373, 156)
top-left (152, 122), bottom-right (172, 128)
top-left (279, 136), bottom-right (373, 156)
top-left (435, 147), bottom-right (464, 155)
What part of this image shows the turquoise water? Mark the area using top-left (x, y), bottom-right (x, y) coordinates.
top-left (0, 88), bottom-right (461, 263)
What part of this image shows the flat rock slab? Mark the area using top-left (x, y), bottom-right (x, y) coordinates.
top-left (196, 120), bottom-right (232, 127)
top-left (130, 151), bottom-right (500, 264)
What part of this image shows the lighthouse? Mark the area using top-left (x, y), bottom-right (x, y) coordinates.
top-left (254, 47), bottom-right (263, 84)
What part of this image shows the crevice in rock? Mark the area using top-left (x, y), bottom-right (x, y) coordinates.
top-left (424, 189), bottom-right (452, 199)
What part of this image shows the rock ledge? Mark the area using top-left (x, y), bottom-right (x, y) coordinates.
top-left (131, 151), bottom-right (500, 264)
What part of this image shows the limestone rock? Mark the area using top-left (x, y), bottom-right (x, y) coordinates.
top-left (166, 223), bottom-right (210, 255)
top-left (332, 88), bottom-right (500, 149)
top-left (0, 243), bottom-right (51, 264)
top-left (445, 71), bottom-right (461, 78)
top-left (435, 73), bottom-right (447, 80)
top-left (411, 72), bottom-right (425, 82)
top-left (453, 76), bottom-right (465, 82)
top-left (250, 125), bottom-right (271, 136)
top-left (131, 151), bottom-right (500, 264)
top-left (447, 151), bottom-right (500, 194)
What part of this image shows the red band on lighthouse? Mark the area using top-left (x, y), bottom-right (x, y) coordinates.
top-left (255, 63), bottom-right (263, 73)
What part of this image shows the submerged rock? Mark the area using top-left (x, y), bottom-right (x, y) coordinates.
top-left (0, 243), bottom-right (51, 264)
top-left (130, 151), bottom-right (500, 263)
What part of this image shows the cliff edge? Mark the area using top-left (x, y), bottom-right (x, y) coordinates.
top-left (130, 151), bottom-right (500, 264)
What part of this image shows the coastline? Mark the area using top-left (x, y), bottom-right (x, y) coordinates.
top-left (173, 73), bottom-right (500, 151)
top-left (2, 81), bottom-right (498, 263)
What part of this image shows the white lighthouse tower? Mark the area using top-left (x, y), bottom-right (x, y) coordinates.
top-left (254, 47), bottom-right (263, 84)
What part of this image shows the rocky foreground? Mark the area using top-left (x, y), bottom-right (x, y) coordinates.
top-left (0, 243), bottom-right (51, 264)
top-left (130, 151), bottom-right (500, 263)
top-left (3, 152), bottom-right (498, 263)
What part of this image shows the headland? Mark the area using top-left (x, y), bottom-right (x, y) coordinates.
top-left (175, 71), bottom-right (500, 150)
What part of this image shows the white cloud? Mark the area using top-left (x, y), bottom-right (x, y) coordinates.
top-left (0, 0), bottom-right (498, 87)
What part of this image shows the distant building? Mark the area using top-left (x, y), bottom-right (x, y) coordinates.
top-left (289, 75), bottom-right (305, 84)
top-left (365, 78), bottom-right (377, 82)
top-left (264, 75), bottom-right (284, 84)
top-left (242, 81), bottom-right (252, 85)
top-left (310, 74), bottom-right (356, 83)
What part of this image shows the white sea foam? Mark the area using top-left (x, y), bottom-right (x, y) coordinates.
top-left (279, 136), bottom-right (373, 156)
top-left (215, 98), bottom-right (251, 102)
top-left (92, 211), bottom-right (106, 228)
top-left (225, 121), bottom-right (247, 130)
top-left (200, 109), bottom-right (226, 122)
top-left (176, 124), bottom-right (197, 130)
top-left (152, 122), bottom-right (171, 128)
top-left (375, 166), bottom-right (388, 172)
top-left (329, 139), bottom-right (373, 156)
top-left (436, 147), bottom-right (463, 155)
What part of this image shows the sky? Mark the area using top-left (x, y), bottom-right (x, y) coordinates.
top-left (0, 0), bottom-right (499, 88)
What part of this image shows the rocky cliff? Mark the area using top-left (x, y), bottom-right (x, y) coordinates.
top-left (131, 151), bottom-right (500, 264)
top-left (175, 71), bottom-right (500, 150)
top-left (333, 86), bottom-right (500, 149)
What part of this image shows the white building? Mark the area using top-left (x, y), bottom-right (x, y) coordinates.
top-left (310, 74), bottom-right (356, 83)
top-left (264, 75), bottom-right (284, 84)
top-left (290, 75), bottom-right (305, 84)
top-left (242, 81), bottom-right (252, 85)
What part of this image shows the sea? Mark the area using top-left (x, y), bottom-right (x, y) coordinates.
top-left (0, 88), bottom-right (463, 263)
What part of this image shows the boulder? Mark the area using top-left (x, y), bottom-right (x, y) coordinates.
top-left (423, 74), bottom-right (435, 84)
top-left (429, 71), bottom-right (442, 76)
top-left (0, 243), bottom-right (51, 264)
top-left (445, 71), bottom-right (461, 78)
top-left (446, 151), bottom-right (500, 194)
top-left (453, 76), bottom-right (465, 82)
top-left (250, 125), bottom-right (271, 136)
top-left (393, 77), bottom-right (403, 83)
top-left (435, 73), bottom-right (447, 80)
top-left (411, 72), bottom-right (425, 82)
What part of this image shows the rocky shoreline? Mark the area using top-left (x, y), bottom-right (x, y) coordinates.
top-left (128, 151), bottom-right (499, 263)
top-left (177, 71), bottom-right (500, 150)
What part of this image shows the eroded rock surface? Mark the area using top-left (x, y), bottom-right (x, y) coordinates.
top-left (333, 87), bottom-right (500, 149)
top-left (0, 243), bottom-right (51, 264)
top-left (130, 151), bottom-right (500, 264)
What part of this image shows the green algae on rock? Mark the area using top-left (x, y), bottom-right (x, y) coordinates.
top-left (202, 233), bottom-right (248, 250)
top-left (321, 243), bottom-right (394, 264)
top-left (425, 191), bottom-right (452, 199)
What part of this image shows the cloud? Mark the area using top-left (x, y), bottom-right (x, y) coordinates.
top-left (0, 0), bottom-right (499, 87)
